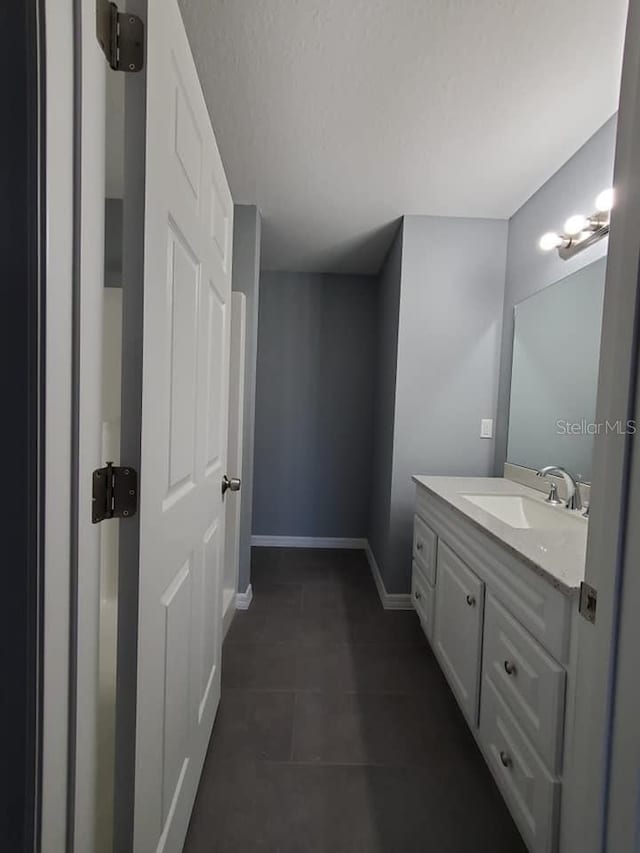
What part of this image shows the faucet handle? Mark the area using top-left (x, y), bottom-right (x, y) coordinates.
top-left (545, 482), bottom-right (563, 505)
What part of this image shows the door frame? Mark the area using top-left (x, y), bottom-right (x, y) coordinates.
top-left (41, 0), bottom-right (75, 848)
top-left (563, 2), bottom-right (640, 850)
top-left (45, 0), bottom-right (640, 849)
top-left (41, 0), bottom-right (148, 848)
top-left (592, 0), bottom-right (640, 848)
top-left (111, 2), bottom-right (147, 849)
top-left (43, 0), bottom-right (112, 848)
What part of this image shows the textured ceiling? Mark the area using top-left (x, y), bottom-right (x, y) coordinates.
top-left (178, 0), bottom-right (627, 274)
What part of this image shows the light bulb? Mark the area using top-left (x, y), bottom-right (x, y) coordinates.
top-left (595, 188), bottom-right (614, 213)
top-left (539, 232), bottom-right (562, 252)
top-left (564, 214), bottom-right (590, 236)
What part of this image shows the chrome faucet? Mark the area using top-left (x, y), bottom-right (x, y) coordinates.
top-left (536, 465), bottom-right (583, 511)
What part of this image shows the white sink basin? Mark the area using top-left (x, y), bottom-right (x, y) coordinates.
top-left (460, 493), bottom-right (583, 530)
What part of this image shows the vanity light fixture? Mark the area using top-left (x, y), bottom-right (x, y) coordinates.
top-left (539, 188), bottom-right (614, 260)
top-left (538, 231), bottom-right (569, 252)
top-left (563, 214), bottom-right (591, 236)
top-left (595, 188), bottom-right (615, 213)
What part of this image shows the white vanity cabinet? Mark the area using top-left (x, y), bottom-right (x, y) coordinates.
top-left (412, 480), bottom-right (579, 853)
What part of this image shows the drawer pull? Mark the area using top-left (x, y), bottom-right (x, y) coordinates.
top-left (414, 590), bottom-right (422, 600)
top-left (416, 541), bottom-right (423, 552)
top-left (499, 751), bottom-right (513, 769)
top-left (504, 660), bottom-right (517, 676)
top-left (466, 594), bottom-right (476, 607)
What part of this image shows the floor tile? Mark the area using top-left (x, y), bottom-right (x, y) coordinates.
top-left (251, 547), bottom-right (371, 588)
top-left (296, 641), bottom-right (437, 694)
top-left (222, 643), bottom-right (298, 690)
top-left (185, 547), bottom-right (528, 852)
top-left (297, 607), bottom-right (424, 647)
top-left (225, 609), bottom-right (301, 644)
top-left (291, 691), bottom-right (469, 766)
top-left (300, 580), bottom-right (380, 616)
top-left (248, 581), bottom-right (303, 614)
top-left (348, 609), bottom-right (425, 645)
top-left (184, 759), bottom-right (525, 853)
top-left (209, 689), bottom-right (295, 761)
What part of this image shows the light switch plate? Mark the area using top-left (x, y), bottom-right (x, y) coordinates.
top-left (480, 418), bottom-right (494, 439)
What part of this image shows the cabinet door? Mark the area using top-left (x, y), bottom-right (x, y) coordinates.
top-left (411, 562), bottom-right (435, 641)
top-left (483, 593), bottom-right (566, 772)
top-left (413, 515), bottom-right (437, 585)
top-left (434, 542), bottom-right (485, 725)
top-left (480, 676), bottom-right (560, 853)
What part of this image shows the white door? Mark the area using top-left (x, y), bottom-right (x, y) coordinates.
top-left (132, 0), bottom-right (234, 849)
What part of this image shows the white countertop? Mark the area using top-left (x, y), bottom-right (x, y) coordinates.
top-left (412, 475), bottom-right (588, 594)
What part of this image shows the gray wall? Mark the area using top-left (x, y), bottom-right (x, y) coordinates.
top-left (368, 226), bottom-right (402, 574)
top-left (384, 216), bottom-right (508, 592)
top-left (232, 205), bottom-right (262, 593)
top-left (253, 272), bottom-right (378, 537)
top-left (495, 115), bottom-right (617, 472)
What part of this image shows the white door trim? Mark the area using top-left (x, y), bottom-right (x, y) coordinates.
top-left (112, 1), bottom-right (147, 848)
top-left (42, 0), bottom-right (74, 848)
top-left (69, 0), bottom-right (107, 848)
top-left (222, 292), bottom-right (247, 635)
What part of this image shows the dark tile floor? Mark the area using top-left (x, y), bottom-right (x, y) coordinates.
top-left (184, 547), bottom-right (526, 852)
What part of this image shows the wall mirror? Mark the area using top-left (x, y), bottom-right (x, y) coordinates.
top-left (507, 257), bottom-right (607, 482)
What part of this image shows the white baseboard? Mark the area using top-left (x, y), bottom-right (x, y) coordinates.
top-left (250, 535), bottom-right (367, 549)
top-left (364, 543), bottom-right (413, 610)
top-left (236, 584), bottom-right (253, 610)
top-left (248, 535), bottom-right (413, 611)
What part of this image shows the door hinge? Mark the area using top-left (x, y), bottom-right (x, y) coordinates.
top-left (579, 581), bottom-right (598, 624)
top-left (92, 462), bottom-right (138, 523)
top-left (96, 0), bottom-right (144, 72)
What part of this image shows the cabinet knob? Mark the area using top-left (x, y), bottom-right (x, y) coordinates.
top-left (499, 751), bottom-right (512, 769)
top-left (414, 590), bottom-right (422, 600)
top-left (466, 594), bottom-right (476, 607)
top-left (416, 541), bottom-right (423, 552)
top-left (504, 660), bottom-right (516, 676)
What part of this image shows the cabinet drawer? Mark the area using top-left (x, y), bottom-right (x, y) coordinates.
top-left (483, 594), bottom-right (566, 772)
top-left (413, 515), bottom-right (437, 586)
top-left (480, 676), bottom-right (560, 853)
top-left (411, 563), bottom-right (435, 641)
top-left (434, 542), bottom-right (484, 725)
